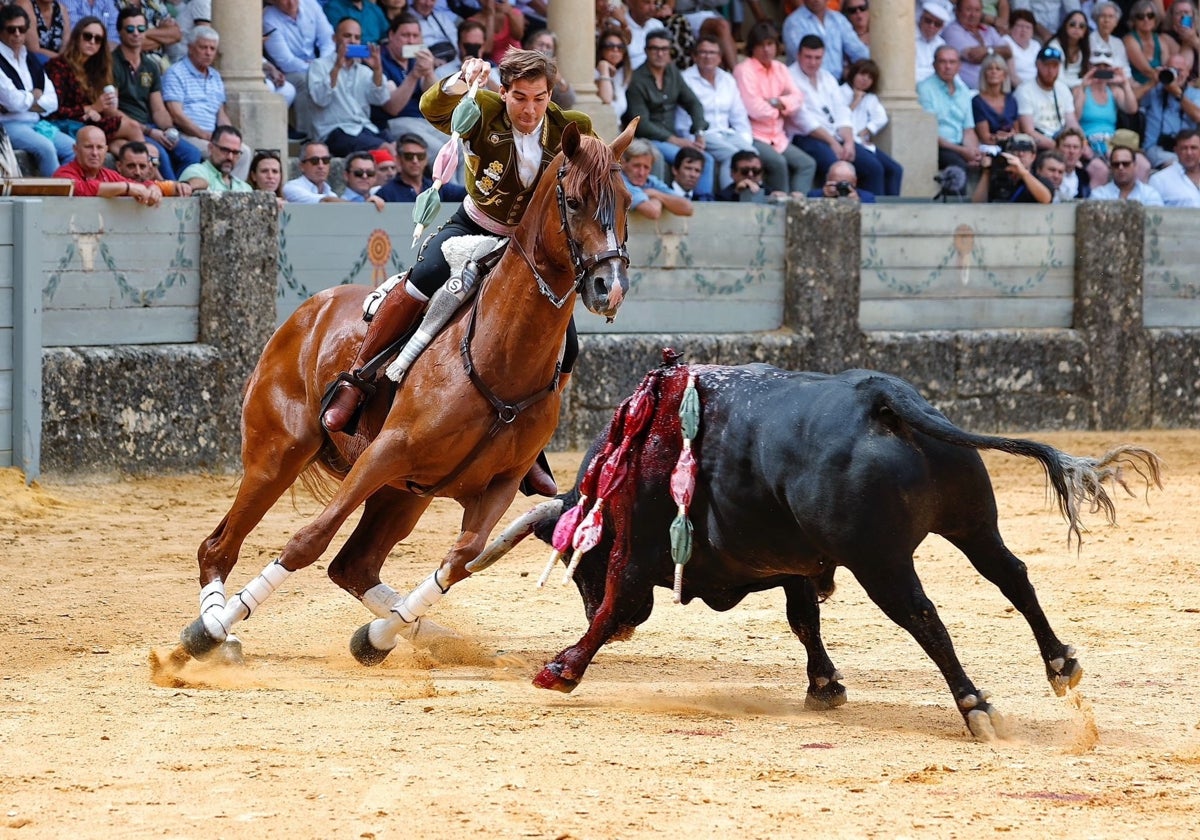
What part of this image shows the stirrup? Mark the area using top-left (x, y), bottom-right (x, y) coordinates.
top-left (320, 371), bottom-right (377, 436)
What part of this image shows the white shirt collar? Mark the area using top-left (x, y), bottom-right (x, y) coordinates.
top-left (512, 118), bottom-right (544, 188)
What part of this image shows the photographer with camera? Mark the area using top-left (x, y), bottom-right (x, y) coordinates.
top-left (806, 159), bottom-right (875, 201)
top-left (1142, 53), bottom-right (1200, 168)
top-left (971, 133), bottom-right (1054, 202)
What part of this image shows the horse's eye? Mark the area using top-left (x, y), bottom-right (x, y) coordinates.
top-left (565, 196), bottom-right (582, 212)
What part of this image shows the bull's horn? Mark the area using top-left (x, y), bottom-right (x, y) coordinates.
top-left (466, 498), bottom-right (565, 573)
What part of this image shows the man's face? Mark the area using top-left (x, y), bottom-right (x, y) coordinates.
top-left (388, 22), bottom-right (422, 59)
top-left (957, 0), bottom-right (982, 27)
top-left (693, 41), bottom-right (721, 72)
top-left (1057, 135), bottom-right (1083, 166)
top-left (398, 142), bottom-right (427, 180)
top-left (118, 149), bottom-right (153, 180)
top-left (209, 133), bottom-right (243, 176)
top-left (300, 144), bottom-right (332, 185)
top-left (672, 157), bottom-right (703, 191)
top-left (1177, 134), bottom-right (1200, 171)
top-left (827, 161), bottom-right (857, 187)
top-left (336, 20), bottom-right (363, 51)
top-left (1110, 151), bottom-right (1137, 187)
top-left (1038, 157), bottom-right (1066, 189)
top-left (411, 0), bottom-right (435, 15)
top-left (1172, 2), bottom-right (1196, 29)
top-left (934, 49), bottom-right (960, 82)
top-left (622, 153), bottom-right (654, 187)
top-left (644, 37), bottom-right (672, 70)
top-left (459, 27), bottom-right (484, 60)
top-left (501, 75), bottom-right (552, 134)
top-left (1013, 148), bottom-right (1037, 169)
top-left (919, 10), bottom-right (946, 39)
top-left (628, 0), bottom-right (656, 24)
top-left (275, 0), bottom-right (300, 18)
top-left (345, 157), bottom-right (377, 196)
top-left (189, 37), bottom-right (218, 69)
top-left (119, 14), bottom-right (147, 50)
top-left (75, 128), bottom-right (108, 173)
top-left (798, 46), bottom-right (824, 78)
top-left (733, 157), bottom-right (763, 183)
top-left (1, 13), bottom-right (30, 51)
top-left (375, 157), bottom-right (397, 185)
top-left (1036, 58), bottom-right (1061, 87)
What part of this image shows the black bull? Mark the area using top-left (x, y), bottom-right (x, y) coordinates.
top-left (473, 362), bottom-right (1162, 739)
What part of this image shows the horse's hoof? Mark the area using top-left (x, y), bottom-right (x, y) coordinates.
top-left (966, 706), bottom-right (1005, 741)
top-left (1048, 653), bottom-right (1083, 697)
top-left (805, 679), bottom-right (847, 711)
top-left (212, 637), bottom-right (245, 667)
top-left (533, 662), bottom-right (579, 693)
top-left (350, 622), bottom-right (394, 667)
top-left (179, 616), bottom-right (223, 660)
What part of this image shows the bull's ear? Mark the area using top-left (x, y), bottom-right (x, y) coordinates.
top-left (562, 122), bottom-right (581, 161)
top-left (611, 117), bottom-right (638, 160)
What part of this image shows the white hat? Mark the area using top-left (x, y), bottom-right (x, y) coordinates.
top-left (920, 0), bottom-right (952, 22)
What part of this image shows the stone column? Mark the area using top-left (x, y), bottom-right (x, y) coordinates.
top-left (213, 0), bottom-right (287, 160)
top-left (870, 0), bottom-right (938, 197)
top-left (548, 0), bottom-right (619, 140)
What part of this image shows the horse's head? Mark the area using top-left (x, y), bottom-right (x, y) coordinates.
top-left (553, 120), bottom-right (638, 321)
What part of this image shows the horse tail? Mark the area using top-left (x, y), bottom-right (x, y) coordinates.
top-left (296, 457), bottom-right (341, 506)
top-left (858, 372), bottom-right (1163, 547)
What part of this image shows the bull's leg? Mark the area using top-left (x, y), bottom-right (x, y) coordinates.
top-left (945, 528), bottom-right (1082, 696)
top-left (351, 475), bottom-right (524, 663)
top-left (846, 558), bottom-right (1003, 740)
top-left (782, 577), bottom-right (846, 710)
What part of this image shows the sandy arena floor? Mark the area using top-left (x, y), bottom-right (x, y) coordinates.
top-left (1, 432), bottom-right (1198, 839)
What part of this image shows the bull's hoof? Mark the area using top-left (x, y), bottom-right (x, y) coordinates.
top-left (1047, 648), bottom-right (1083, 697)
top-left (805, 678), bottom-right (847, 711)
top-left (350, 622), bottom-right (395, 666)
top-left (533, 662), bottom-right (579, 693)
top-left (179, 616), bottom-right (223, 660)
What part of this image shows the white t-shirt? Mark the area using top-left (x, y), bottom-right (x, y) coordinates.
top-left (1004, 36), bottom-right (1042, 88)
top-left (1016, 78), bottom-right (1074, 136)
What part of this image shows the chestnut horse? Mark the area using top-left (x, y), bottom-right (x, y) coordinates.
top-left (170, 121), bottom-right (636, 668)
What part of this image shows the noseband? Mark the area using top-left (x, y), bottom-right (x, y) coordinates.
top-left (514, 161), bottom-right (630, 309)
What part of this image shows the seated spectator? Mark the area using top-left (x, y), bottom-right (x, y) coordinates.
top-left (715, 148), bottom-right (786, 201)
top-left (673, 0), bottom-right (739, 70)
top-left (668, 145), bottom-right (713, 199)
top-left (1089, 3), bottom-right (1129, 76)
top-left (45, 17), bottom-right (143, 150)
top-left (340, 150), bottom-right (386, 209)
top-left (1045, 10), bottom-right (1090, 89)
top-left (1166, 0), bottom-right (1200, 72)
top-left (1013, 0), bottom-right (1078, 44)
top-left (916, 0), bottom-right (952, 86)
top-left (1124, 0), bottom-right (1175, 101)
top-left (788, 35), bottom-right (897, 196)
top-left (435, 18), bottom-right (487, 81)
top-left (625, 0), bottom-right (661, 70)
top-left (1003, 9), bottom-right (1041, 87)
top-left (1091, 143), bottom-right (1165, 203)
top-left (370, 147), bottom-right (396, 188)
top-left (264, 0), bottom-right (335, 141)
top-left (840, 57), bottom-right (903, 194)
top-left (378, 0), bottom-right (408, 24)
top-left (942, 0), bottom-right (1011, 90)
top-left (284, 141), bottom-right (344, 203)
top-left (620, 136), bottom-right (694, 217)
top-left (308, 17), bottom-right (392, 157)
top-left (1074, 58), bottom-right (1137, 157)
top-left (112, 5), bottom-right (201, 180)
top-left (15, 0), bottom-right (71, 66)
top-left (806, 159), bottom-right (876, 201)
top-left (1035, 148), bottom-right (1067, 196)
top-left (374, 14), bottom-right (449, 159)
top-left (625, 28), bottom-right (714, 194)
top-left (680, 34), bottom-right (755, 187)
top-left (169, 0), bottom-right (211, 65)
top-left (844, 0), bottom-right (869, 48)
top-left (411, 0), bottom-right (461, 61)
top-left (247, 148), bottom-right (285, 203)
top-left (973, 52), bottom-right (1019, 146)
top-left (525, 29), bottom-right (575, 108)
top-left (179, 124), bottom-right (252, 192)
top-left (323, 0), bottom-right (389, 47)
top-left (595, 26), bottom-right (632, 121)
top-left (162, 25), bottom-right (239, 168)
top-left (1054, 126), bottom-right (1092, 199)
top-left (377, 132), bottom-right (467, 202)
top-left (971, 132), bottom-right (1053, 201)
top-left (60, 0), bottom-right (118, 46)
top-left (1016, 45), bottom-right (1084, 153)
top-left (782, 0), bottom-right (867, 83)
top-left (918, 46), bottom-right (982, 178)
top-left (121, 0), bottom-right (180, 62)
top-left (1141, 53), bottom-right (1200, 168)
top-left (1148, 128), bottom-right (1200, 206)
top-left (115, 138), bottom-right (193, 194)
top-left (53, 123), bottom-right (160, 202)
top-left (0, 3), bottom-right (76, 176)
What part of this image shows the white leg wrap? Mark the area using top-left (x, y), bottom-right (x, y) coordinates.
top-left (212, 559), bottom-right (292, 635)
top-left (362, 583), bottom-right (403, 618)
top-left (198, 579), bottom-right (228, 640)
top-left (391, 570), bottom-right (448, 623)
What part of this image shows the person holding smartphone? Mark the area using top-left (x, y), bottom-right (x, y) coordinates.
top-left (306, 16), bottom-right (395, 156)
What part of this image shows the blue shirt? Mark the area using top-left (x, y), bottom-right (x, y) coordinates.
top-left (917, 73), bottom-right (976, 145)
top-left (373, 49), bottom-right (426, 126)
top-left (781, 7), bottom-right (869, 78)
top-left (622, 172), bottom-right (673, 211)
top-left (161, 58), bottom-right (226, 134)
top-left (1142, 86), bottom-right (1200, 151)
top-left (377, 175), bottom-right (467, 203)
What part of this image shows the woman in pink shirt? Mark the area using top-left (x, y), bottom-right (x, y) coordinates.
top-left (733, 21), bottom-right (816, 195)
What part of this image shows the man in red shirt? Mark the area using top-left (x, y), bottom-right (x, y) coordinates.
top-left (53, 126), bottom-right (163, 205)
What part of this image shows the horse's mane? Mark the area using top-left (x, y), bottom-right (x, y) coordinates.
top-left (559, 134), bottom-right (620, 227)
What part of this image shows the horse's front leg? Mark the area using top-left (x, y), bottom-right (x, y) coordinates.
top-left (351, 476), bottom-right (522, 664)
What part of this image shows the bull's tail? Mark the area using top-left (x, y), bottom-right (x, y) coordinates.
top-left (862, 374), bottom-right (1164, 547)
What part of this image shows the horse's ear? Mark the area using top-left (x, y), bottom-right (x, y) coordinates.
top-left (611, 117), bottom-right (639, 160)
top-left (563, 122), bottom-right (581, 160)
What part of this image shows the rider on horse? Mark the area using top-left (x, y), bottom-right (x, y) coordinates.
top-left (320, 50), bottom-right (595, 496)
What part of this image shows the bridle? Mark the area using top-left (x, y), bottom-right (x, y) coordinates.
top-left (511, 161), bottom-right (630, 309)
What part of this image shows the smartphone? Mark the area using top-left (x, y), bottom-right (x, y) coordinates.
top-left (402, 43), bottom-right (425, 59)
top-left (345, 43), bottom-right (371, 59)
top-left (1184, 14), bottom-right (1194, 28)
top-left (1095, 68), bottom-right (1114, 80)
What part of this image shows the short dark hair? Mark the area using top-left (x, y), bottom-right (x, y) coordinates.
top-left (1035, 150), bottom-right (1066, 172)
top-left (798, 34), bottom-right (825, 53)
top-left (730, 149), bottom-right (761, 169)
top-left (117, 5), bottom-right (146, 27)
top-left (673, 146), bottom-right (705, 169)
top-left (498, 48), bottom-right (557, 90)
top-left (397, 133), bottom-right (427, 148)
top-left (644, 28), bottom-right (672, 46)
top-left (1009, 8), bottom-right (1037, 27)
top-left (0, 4), bottom-right (29, 26)
top-left (1108, 144), bottom-right (1137, 163)
top-left (346, 150), bottom-right (375, 168)
top-left (388, 12), bottom-right (420, 34)
top-left (212, 124), bottom-right (242, 145)
top-left (1176, 128), bottom-right (1200, 145)
top-left (744, 21), bottom-right (780, 54)
top-left (119, 141), bottom-right (150, 160)
top-left (458, 18), bottom-right (486, 40)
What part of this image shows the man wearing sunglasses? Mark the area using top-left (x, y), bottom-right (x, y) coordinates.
top-left (112, 6), bottom-right (201, 180)
top-left (119, 0), bottom-right (182, 59)
top-left (179, 124), bottom-right (252, 192)
top-left (916, 0), bottom-right (953, 85)
top-left (1091, 143), bottom-right (1165, 205)
top-left (340, 150), bottom-right (386, 209)
top-left (376, 133), bottom-right (466, 202)
top-left (283, 140), bottom-right (345, 202)
top-left (0, 4), bottom-right (76, 176)
top-left (715, 149), bottom-right (785, 202)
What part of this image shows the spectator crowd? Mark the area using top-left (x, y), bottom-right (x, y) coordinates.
top-left (2, 0), bottom-right (1199, 208)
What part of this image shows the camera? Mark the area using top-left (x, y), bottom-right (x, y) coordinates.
top-left (979, 144), bottom-right (1003, 158)
top-left (1095, 68), bottom-right (1114, 80)
top-left (345, 43), bottom-right (371, 59)
top-left (1159, 67), bottom-right (1178, 85)
top-left (835, 181), bottom-right (852, 196)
